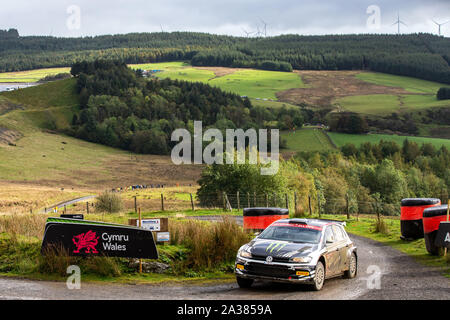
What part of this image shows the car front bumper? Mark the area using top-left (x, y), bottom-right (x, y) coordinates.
top-left (235, 257), bottom-right (316, 284)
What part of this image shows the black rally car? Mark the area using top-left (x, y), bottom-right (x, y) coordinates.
top-left (235, 218), bottom-right (357, 291)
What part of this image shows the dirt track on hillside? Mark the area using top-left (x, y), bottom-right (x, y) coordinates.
top-left (277, 70), bottom-right (418, 107)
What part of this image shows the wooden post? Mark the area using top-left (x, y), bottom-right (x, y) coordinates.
top-left (318, 195), bottom-right (321, 218)
top-left (294, 192), bottom-right (297, 211)
top-left (247, 192), bottom-right (250, 208)
top-left (139, 208), bottom-right (142, 274)
top-left (254, 192), bottom-right (257, 207)
top-left (237, 191), bottom-right (240, 211)
top-left (285, 194), bottom-right (289, 209)
top-left (134, 196), bottom-right (137, 214)
top-left (346, 193), bottom-right (350, 219)
top-left (308, 195), bottom-right (312, 216)
top-left (222, 192), bottom-right (226, 210)
top-left (86, 202), bottom-right (89, 214)
top-left (64, 205), bottom-right (66, 214)
top-left (190, 193), bottom-right (195, 211)
top-left (265, 193), bottom-right (269, 208)
top-left (161, 193), bottom-right (165, 211)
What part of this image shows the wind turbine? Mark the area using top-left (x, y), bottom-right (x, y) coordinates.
top-left (392, 12), bottom-right (407, 34)
top-left (258, 17), bottom-right (268, 37)
top-left (432, 19), bottom-right (450, 36)
top-left (242, 28), bottom-right (255, 38)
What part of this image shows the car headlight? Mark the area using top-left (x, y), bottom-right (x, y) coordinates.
top-left (290, 256), bottom-right (312, 263)
top-left (239, 250), bottom-right (252, 258)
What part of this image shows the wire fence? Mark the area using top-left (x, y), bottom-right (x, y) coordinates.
top-left (58, 190), bottom-right (449, 218)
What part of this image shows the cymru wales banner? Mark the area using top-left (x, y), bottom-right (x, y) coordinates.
top-left (41, 217), bottom-right (158, 259)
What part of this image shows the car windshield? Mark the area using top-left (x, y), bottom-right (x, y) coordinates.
top-left (258, 224), bottom-right (322, 244)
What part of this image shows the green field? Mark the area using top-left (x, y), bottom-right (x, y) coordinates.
top-left (251, 99), bottom-right (299, 109)
top-left (132, 62), bottom-right (306, 99)
top-left (336, 94), bottom-right (450, 115)
top-left (328, 132), bottom-right (450, 149)
top-left (0, 67), bottom-right (71, 83)
top-left (356, 72), bottom-right (447, 94)
top-left (281, 128), bottom-right (335, 152)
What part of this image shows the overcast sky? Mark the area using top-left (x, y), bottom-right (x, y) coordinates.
top-left (1, 0), bottom-right (449, 37)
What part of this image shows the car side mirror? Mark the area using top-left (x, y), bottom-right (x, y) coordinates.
top-left (326, 239), bottom-right (334, 245)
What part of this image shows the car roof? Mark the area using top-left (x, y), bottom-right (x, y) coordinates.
top-left (274, 218), bottom-right (346, 228)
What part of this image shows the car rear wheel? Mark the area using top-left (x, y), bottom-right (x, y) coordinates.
top-left (344, 252), bottom-right (357, 279)
top-left (236, 277), bottom-right (254, 288)
top-left (310, 261), bottom-right (325, 291)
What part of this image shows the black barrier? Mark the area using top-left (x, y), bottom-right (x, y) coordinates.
top-left (435, 221), bottom-right (450, 249)
top-left (41, 219), bottom-right (158, 259)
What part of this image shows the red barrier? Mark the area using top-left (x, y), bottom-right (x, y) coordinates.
top-left (423, 205), bottom-right (448, 255)
top-left (243, 208), bottom-right (289, 231)
top-left (400, 198), bottom-right (440, 239)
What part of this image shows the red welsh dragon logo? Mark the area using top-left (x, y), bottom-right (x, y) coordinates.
top-left (72, 230), bottom-right (99, 254)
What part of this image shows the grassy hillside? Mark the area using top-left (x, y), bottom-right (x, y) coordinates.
top-left (0, 67), bottom-right (70, 83)
top-left (0, 79), bottom-right (202, 189)
top-left (328, 132), bottom-right (450, 149)
top-left (335, 94), bottom-right (450, 115)
top-left (281, 128), bottom-right (335, 152)
top-left (132, 62), bottom-right (306, 99)
top-left (356, 72), bottom-right (446, 94)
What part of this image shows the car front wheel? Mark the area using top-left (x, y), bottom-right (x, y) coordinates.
top-left (310, 261), bottom-right (325, 291)
top-left (236, 276), bottom-right (254, 288)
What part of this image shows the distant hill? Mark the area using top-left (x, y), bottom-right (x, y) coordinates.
top-left (0, 31), bottom-right (449, 84)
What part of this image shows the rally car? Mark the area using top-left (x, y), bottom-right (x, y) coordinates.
top-left (235, 218), bottom-right (357, 291)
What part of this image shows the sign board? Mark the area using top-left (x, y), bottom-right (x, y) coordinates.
top-left (140, 219), bottom-right (160, 231)
top-left (129, 218), bottom-right (168, 232)
top-left (435, 221), bottom-right (450, 249)
top-left (157, 232), bottom-right (170, 242)
top-left (41, 218), bottom-right (158, 259)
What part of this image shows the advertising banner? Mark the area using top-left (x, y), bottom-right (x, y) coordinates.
top-left (41, 218), bottom-right (158, 259)
top-left (435, 221), bottom-right (450, 249)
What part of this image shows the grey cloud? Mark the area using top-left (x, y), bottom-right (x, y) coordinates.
top-left (0, 0), bottom-right (448, 37)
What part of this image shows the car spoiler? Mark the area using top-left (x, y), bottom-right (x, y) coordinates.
top-left (309, 218), bottom-right (347, 227)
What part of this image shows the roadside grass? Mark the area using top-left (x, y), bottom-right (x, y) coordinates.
top-left (356, 72), bottom-right (447, 94)
top-left (0, 213), bottom-right (248, 284)
top-left (281, 128), bottom-right (335, 152)
top-left (328, 132), bottom-right (450, 149)
top-left (0, 67), bottom-right (71, 83)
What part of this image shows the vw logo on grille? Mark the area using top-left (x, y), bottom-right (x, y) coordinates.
top-left (265, 256), bottom-right (273, 263)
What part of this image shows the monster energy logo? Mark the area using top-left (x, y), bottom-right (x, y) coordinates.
top-left (266, 242), bottom-right (287, 253)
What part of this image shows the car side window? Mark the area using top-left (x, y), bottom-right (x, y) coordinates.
top-left (324, 227), bottom-right (335, 244)
top-left (332, 225), bottom-right (345, 241)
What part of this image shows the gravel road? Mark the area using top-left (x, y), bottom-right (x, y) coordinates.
top-left (0, 234), bottom-right (448, 300)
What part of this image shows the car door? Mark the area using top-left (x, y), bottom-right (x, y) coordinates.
top-left (332, 225), bottom-right (348, 273)
top-left (323, 226), bottom-right (340, 277)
